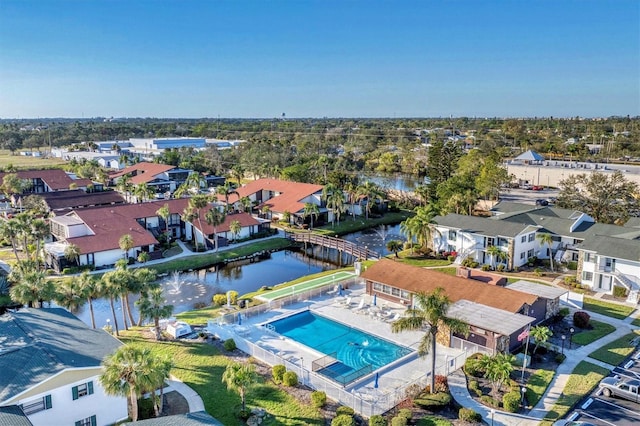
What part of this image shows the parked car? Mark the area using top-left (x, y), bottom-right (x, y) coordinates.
top-left (532, 185), bottom-right (544, 191)
top-left (553, 421), bottom-right (596, 426)
top-left (520, 184), bottom-right (533, 190)
top-left (535, 199), bottom-right (549, 206)
top-left (599, 377), bottom-right (640, 403)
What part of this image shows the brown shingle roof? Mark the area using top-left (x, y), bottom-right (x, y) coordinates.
top-left (41, 190), bottom-right (125, 212)
top-left (0, 169), bottom-right (74, 191)
top-left (217, 178), bottom-right (323, 214)
top-left (361, 259), bottom-right (538, 313)
top-left (109, 162), bottom-right (176, 184)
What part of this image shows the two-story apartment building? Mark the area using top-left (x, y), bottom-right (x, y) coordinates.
top-left (433, 202), bottom-right (640, 301)
top-left (0, 308), bottom-right (127, 426)
top-left (109, 162), bottom-right (197, 199)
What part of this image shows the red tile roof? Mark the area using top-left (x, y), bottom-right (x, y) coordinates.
top-left (190, 211), bottom-right (260, 235)
top-left (361, 259), bottom-right (538, 313)
top-left (0, 169), bottom-right (74, 191)
top-left (109, 162), bottom-right (176, 184)
top-left (217, 178), bottom-right (323, 214)
top-left (64, 199), bottom-right (190, 254)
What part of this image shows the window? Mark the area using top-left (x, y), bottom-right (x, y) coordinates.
top-left (520, 252), bottom-right (526, 260)
top-left (75, 415), bottom-right (97, 426)
top-left (449, 230), bottom-right (457, 240)
top-left (528, 233), bottom-right (535, 242)
top-left (527, 249), bottom-right (534, 258)
top-left (584, 253), bottom-right (592, 262)
top-left (521, 235), bottom-right (526, 243)
top-left (486, 237), bottom-right (495, 247)
top-left (582, 271), bottom-right (593, 281)
top-left (72, 381), bottom-right (94, 400)
top-left (21, 395), bottom-right (52, 415)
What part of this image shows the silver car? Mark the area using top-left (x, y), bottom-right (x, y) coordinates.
top-left (599, 377), bottom-right (640, 403)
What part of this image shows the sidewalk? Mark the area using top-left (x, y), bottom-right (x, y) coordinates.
top-left (448, 306), bottom-right (640, 425)
top-left (165, 376), bottom-right (205, 412)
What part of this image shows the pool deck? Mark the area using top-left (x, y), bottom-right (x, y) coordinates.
top-left (206, 281), bottom-right (468, 415)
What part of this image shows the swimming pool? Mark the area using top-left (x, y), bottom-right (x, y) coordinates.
top-left (267, 310), bottom-right (413, 385)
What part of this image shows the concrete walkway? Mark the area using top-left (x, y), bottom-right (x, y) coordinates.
top-left (164, 376), bottom-right (205, 413)
top-left (448, 302), bottom-right (640, 425)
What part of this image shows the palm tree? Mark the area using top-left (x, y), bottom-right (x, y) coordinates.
top-left (205, 207), bottom-right (226, 252)
top-left (231, 165), bottom-right (245, 187)
top-left (392, 288), bottom-right (469, 394)
top-left (531, 325), bottom-right (553, 355)
top-left (536, 232), bottom-right (555, 272)
top-left (54, 277), bottom-right (85, 312)
top-left (119, 234), bottom-right (134, 261)
top-left (486, 245), bottom-right (502, 270)
top-left (222, 362), bottom-right (258, 412)
top-left (303, 202), bottom-right (320, 229)
top-left (134, 268), bottom-right (160, 326)
top-left (260, 205), bottom-right (270, 220)
top-left (357, 181), bottom-right (384, 219)
top-left (76, 271), bottom-right (101, 329)
top-left (136, 287), bottom-right (174, 340)
top-left (134, 183), bottom-right (154, 203)
top-left (216, 181), bottom-right (239, 212)
top-left (156, 203), bottom-right (170, 234)
top-left (323, 184), bottom-right (345, 226)
top-left (483, 353), bottom-right (516, 395)
top-left (101, 271), bottom-right (121, 336)
top-left (100, 346), bottom-right (162, 422)
top-left (9, 270), bottom-right (54, 308)
top-left (116, 174), bottom-right (132, 202)
top-left (400, 218), bottom-right (418, 254)
top-left (189, 195), bottom-right (210, 249)
top-left (64, 243), bottom-right (81, 267)
top-left (240, 196), bottom-right (252, 214)
top-left (386, 240), bottom-right (403, 258)
top-left (344, 182), bottom-right (360, 220)
top-left (181, 205), bottom-right (198, 248)
top-left (0, 219), bottom-right (22, 262)
top-left (31, 218), bottom-right (49, 271)
top-left (137, 251), bottom-right (150, 264)
top-left (229, 220), bottom-right (242, 242)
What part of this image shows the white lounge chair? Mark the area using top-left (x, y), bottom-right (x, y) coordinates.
top-left (352, 299), bottom-right (366, 311)
top-left (327, 285), bottom-right (339, 295)
top-left (337, 297), bottom-right (352, 307)
top-left (385, 312), bottom-right (401, 323)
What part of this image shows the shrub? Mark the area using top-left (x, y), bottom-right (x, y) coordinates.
top-left (228, 290), bottom-right (239, 304)
top-left (272, 365), bottom-right (286, 384)
top-left (282, 371), bottom-right (298, 387)
top-left (496, 264), bottom-right (505, 272)
top-left (464, 353), bottom-right (484, 377)
top-left (331, 415), bottom-right (355, 426)
top-left (469, 380), bottom-right (483, 397)
top-left (534, 267), bottom-right (543, 277)
top-left (368, 415), bottom-right (386, 426)
top-left (413, 392), bottom-right (451, 409)
top-left (471, 261), bottom-right (479, 268)
top-left (555, 353), bottom-right (566, 363)
top-left (336, 406), bottom-right (355, 417)
top-left (447, 255), bottom-right (456, 262)
top-left (391, 416), bottom-right (407, 426)
top-left (459, 408), bottom-right (482, 423)
top-left (212, 293), bottom-right (227, 306)
top-left (404, 383), bottom-right (422, 400)
top-left (567, 261), bottom-right (578, 270)
top-left (613, 286), bottom-right (628, 298)
top-left (223, 338), bottom-right (236, 351)
top-left (461, 256), bottom-right (475, 267)
top-left (573, 311), bottom-right (591, 328)
top-left (558, 307), bottom-right (570, 319)
top-left (193, 302), bottom-right (207, 309)
top-left (311, 391), bottom-right (326, 408)
top-left (481, 264), bottom-right (491, 271)
top-left (434, 375), bottom-right (449, 392)
top-left (398, 408), bottom-right (412, 420)
top-left (238, 408), bottom-right (252, 420)
top-left (563, 276), bottom-right (577, 285)
top-left (480, 395), bottom-right (501, 408)
top-left (503, 391), bottom-right (521, 412)
top-left (528, 256), bottom-right (538, 266)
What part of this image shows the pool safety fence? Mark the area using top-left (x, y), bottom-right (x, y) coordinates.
top-left (312, 352), bottom-right (339, 372)
top-left (207, 319), bottom-right (472, 416)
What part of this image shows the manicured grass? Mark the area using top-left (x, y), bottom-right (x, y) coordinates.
top-left (589, 330), bottom-right (640, 366)
top-left (162, 245), bottom-right (183, 257)
top-left (525, 368), bottom-right (555, 407)
top-left (543, 361), bottom-right (609, 422)
top-left (633, 317), bottom-right (640, 327)
top-left (315, 210), bottom-right (413, 236)
top-left (120, 329), bottom-right (324, 425)
top-left (583, 297), bottom-right (635, 320)
top-left (396, 253), bottom-right (451, 267)
top-left (432, 267), bottom-right (458, 277)
top-left (570, 320), bottom-right (616, 346)
top-left (148, 238), bottom-right (293, 275)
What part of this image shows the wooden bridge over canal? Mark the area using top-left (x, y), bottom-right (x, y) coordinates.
top-left (286, 232), bottom-right (380, 260)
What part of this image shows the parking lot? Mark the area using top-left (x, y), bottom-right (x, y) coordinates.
top-left (499, 187), bottom-right (560, 206)
top-left (564, 351), bottom-right (640, 426)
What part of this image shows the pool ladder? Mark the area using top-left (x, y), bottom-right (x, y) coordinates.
top-left (265, 324), bottom-right (276, 333)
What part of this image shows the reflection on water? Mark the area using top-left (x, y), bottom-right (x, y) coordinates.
top-left (340, 223), bottom-right (405, 256)
top-left (360, 173), bottom-right (425, 192)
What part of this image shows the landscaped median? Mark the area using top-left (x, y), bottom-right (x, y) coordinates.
top-left (540, 361), bottom-right (610, 425)
top-left (589, 330), bottom-right (640, 366)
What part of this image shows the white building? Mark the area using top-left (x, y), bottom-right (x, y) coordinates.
top-left (0, 308), bottom-right (127, 426)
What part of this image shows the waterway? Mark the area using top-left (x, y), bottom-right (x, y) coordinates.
top-left (361, 173), bottom-right (425, 192)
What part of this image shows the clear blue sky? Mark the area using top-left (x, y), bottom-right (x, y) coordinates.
top-left (0, 0), bottom-right (638, 118)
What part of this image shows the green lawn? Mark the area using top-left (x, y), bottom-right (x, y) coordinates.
top-left (120, 329), bottom-right (324, 425)
top-left (416, 417), bottom-right (453, 426)
top-left (583, 297), bottom-right (635, 320)
top-left (543, 361), bottom-right (609, 422)
top-left (0, 150), bottom-right (67, 169)
top-left (315, 210), bottom-right (413, 236)
top-left (525, 368), bottom-right (555, 407)
top-left (395, 253), bottom-right (452, 267)
top-left (632, 317), bottom-right (640, 327)
top-left (589, 330), bottom-right (640, 366)
top-left (571, 320), bottom-right (616, 346)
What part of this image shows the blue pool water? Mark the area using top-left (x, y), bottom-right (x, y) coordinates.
top-left (267, 311), bottom-right (413, 384)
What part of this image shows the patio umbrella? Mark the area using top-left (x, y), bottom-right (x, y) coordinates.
top-left (338, 284), bottom-right (343, 297)
top-left (373, 294), bottom-right (377, 306)
top-left (374, 372), bottom-right (379, 389)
